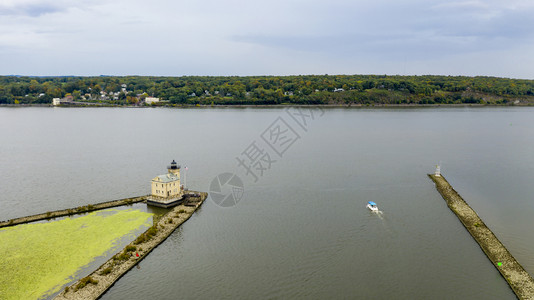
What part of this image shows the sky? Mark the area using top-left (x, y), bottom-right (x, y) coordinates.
top-left (1, 0), bottom-right (534, 78)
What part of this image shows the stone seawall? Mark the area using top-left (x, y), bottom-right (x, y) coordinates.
top-left (54, 192), bottom-right (207, 300)
top-left (429, 174), bottom-right (534, 300)
top-left (0, 196), bottom-right (148, 229)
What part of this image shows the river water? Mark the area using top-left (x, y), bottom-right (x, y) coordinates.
top-left (1, 106), bottom-right (533, 299)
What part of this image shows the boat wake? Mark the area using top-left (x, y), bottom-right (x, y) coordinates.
top-left (369, 209), bottom-right (394, 235)
top-left (371, 209), bottom-right (385, 221)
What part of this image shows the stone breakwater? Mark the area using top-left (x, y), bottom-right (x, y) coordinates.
top-left (55, 192), bottom-right (207, 300)
top-left (0, 196), bottom-right (148, 229)
top-left (429, 174), bottom-right (534, 300)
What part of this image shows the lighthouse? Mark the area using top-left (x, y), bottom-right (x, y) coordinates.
top-left (435, 164), bottom-right (441, 177)
top-left (147, 160), bottom-right (183, 208)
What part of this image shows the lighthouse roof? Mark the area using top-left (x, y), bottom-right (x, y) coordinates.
top-left (153, 173), bottom-right (179, 183)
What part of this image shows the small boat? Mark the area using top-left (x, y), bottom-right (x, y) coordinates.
top-left (366, 201), bottom-right (378, 211)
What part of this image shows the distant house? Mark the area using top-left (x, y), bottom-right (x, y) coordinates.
top-left (145, 97), bottom-right (160, 104)
top-left (52, 96), bottom-right (72, 106)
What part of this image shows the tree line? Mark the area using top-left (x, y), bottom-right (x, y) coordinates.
top-left (1, 74), bottom-right (534, 105)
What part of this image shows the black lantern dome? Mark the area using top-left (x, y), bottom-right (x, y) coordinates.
top-left (168, 160), bottom-right (181, 170)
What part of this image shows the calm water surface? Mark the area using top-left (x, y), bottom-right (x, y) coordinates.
top-left (2, 106), bottom-right (534, 299)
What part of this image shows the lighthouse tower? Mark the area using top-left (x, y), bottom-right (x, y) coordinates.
top-left (435, 164), bottom-right (441, 177)
top-left (168, 160), bottom-right (181, 176)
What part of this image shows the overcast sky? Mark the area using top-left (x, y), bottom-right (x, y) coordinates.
top-left (1, 0), bottom-right (533, 78)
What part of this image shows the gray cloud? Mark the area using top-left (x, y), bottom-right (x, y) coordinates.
top-left (0, 3), bottom-right (64, 17)
top-left (232, 0), bottom-right (534, 62)
top-left (0, 0), bottom-right (533, 78)
top-left (0, 0), bottom-right (104, 17)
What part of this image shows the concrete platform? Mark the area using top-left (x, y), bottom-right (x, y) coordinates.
top-left (146, 195), bottom-right (184, 208)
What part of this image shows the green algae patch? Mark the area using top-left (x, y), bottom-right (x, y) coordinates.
top-left (0, 208), bottom-right (153, 300)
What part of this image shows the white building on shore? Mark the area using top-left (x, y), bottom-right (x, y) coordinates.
top-left (145, 97), bottom-right (160, 104)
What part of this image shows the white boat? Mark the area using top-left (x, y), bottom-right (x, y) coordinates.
top-left (366, 201), bottom-right (378, 211)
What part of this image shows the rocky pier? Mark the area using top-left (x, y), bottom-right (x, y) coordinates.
top-left (429, 174), bottom-right (534, 300)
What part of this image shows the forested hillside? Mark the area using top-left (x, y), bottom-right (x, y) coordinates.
top-left (1, 75), bottom-right (534, 105)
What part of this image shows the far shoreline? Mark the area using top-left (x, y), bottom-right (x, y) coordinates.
top-left (1, 103), bottom-right (533, 109)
